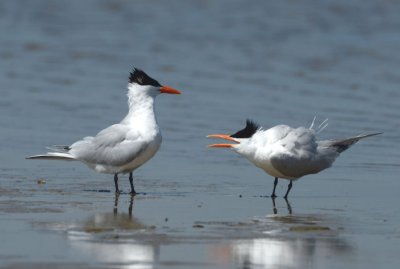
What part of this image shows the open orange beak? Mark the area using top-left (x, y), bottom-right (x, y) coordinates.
top-left (207, 134), bottom-right (239, 148)
top-left (160, 86), bottom-right (181, 94)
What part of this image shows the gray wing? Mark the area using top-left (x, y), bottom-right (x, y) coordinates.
top-left (321, 132), bottom-right (382, 153)
top-left (69, 124), bottom-right (147, 166)
top-left (269, 127), bottom-right (333, 178)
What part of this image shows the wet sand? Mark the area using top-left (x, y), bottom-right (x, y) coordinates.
top-left (1, 172), bottom-right (399, 268)
top-left (1, 0), bottom-right (400, 268)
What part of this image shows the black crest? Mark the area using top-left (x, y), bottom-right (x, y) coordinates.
top-left (129, 68), bottom-right (161, 87)
top-left (230, 119), bottom-right (260, 138)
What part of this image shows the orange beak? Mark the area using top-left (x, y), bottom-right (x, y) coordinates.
top-left (160, 85), bottom-right (181, 94)
top-left (207, 134), bottom-right (239, 148)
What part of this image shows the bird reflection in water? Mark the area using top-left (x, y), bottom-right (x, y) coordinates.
top-left (212, 228), bottom-right (352, 268)
top-left (113, 192), bottom-right (134, 216)
top-left (271, 197), bottom-right (292, 215)
top-left (228, 236), bottom-right (352, 269)
top-left (211, 200), bottom-right (353, 268)
top-left (68, 194), bottom-right (160, 269)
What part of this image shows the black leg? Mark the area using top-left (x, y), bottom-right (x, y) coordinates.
top-left (114, 173), bottom-right (120, 194)
top-left (271, 177), bottom-right (278, 198)
top-left (129, 172), bottom-right (137, 195)
top-left (284, 180), bottom-right (293, 199)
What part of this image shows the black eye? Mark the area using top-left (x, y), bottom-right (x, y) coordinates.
top-left (129, 68), bottom-right (161, 87)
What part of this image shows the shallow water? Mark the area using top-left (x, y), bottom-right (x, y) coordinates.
top-left (1, 0), bottom-right (400, 268)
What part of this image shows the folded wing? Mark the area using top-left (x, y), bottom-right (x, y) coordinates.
top-left (70, 124), bottom-right (147, 167)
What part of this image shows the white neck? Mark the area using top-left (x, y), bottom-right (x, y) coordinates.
top-left (121, 86), bottom-right (159, 135)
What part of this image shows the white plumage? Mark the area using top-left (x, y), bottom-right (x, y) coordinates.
top-left (208, 119), bottom-right (381, 198)
top-left (27, 68), bottom-right (181, 194)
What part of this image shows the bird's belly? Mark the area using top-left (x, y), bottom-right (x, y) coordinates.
top-left (261, 157), bottom-right (332, 180)
top-left (254, 159), bottom-right (296, 180)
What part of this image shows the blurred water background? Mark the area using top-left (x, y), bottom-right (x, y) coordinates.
top-left (0, 0), bottom-right (399, 268)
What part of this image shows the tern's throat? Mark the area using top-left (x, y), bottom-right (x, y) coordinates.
top-left (122, 91), bottom-right (158, 132)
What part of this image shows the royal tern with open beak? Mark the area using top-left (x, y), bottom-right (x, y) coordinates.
top-left (208, 119), bottom-right (381, 198)
top-left (27, 68), bottom-right (181, 194)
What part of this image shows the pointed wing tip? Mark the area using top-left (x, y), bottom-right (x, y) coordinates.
top-left (26, 155), bottom-right (41, 159)
top-left (361, 132), bottom-right (383, 138)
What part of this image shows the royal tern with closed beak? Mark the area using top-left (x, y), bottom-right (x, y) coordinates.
top-left (27, 68), bottom-right (181, 194)
top-left (208, 119), bottom-right (381, 198)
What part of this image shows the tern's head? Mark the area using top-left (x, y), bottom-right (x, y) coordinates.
top-left (128, 68), bottom-right (181, 98)
top-left (207, 120), bottom-right (260, 149)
